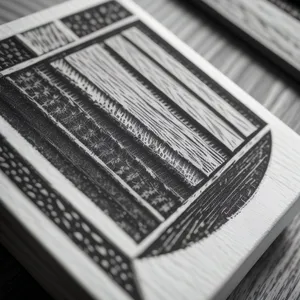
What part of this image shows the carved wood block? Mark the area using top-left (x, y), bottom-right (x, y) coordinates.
top-left (1, 1), bottom-right (300, 300)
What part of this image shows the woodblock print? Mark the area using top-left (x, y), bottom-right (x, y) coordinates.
top-left (0, 0), bottom-right (272, 299)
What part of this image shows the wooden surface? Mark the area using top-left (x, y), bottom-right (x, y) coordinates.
top-left (1, 0), bottom-right (300, 299)
top-left (192, 0), bottom-right (300, 81)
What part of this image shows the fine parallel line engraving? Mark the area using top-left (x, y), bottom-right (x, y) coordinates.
top-left (8, 67), bottom-right (184, 219)
top-left (0, 87), bottom-right (159, 243)
top-left (51, 58), bottom-right (204, 188)
top-left (134, 126), bottom-right (269, 256)
top-left (54, 20), bottom-right (79, 41)
top-left (141, 132), bottom-right (271, 256)
top-left (66, 44), bottom-right (229, 176)
top-left (20, 22), bottom-right (75, 55)
top-left (103, 43), bottom-right (229, 161)
top-left (105, 34), bottom-right (245, 151)
top-left (0, 16), bottom-right (138, 77)
top-left (7, 70), bottom-right (167, 222)
top-left (137, 23), bottom-right (265, 129)
top-left (0, 136), bottom-right (140, 299)
top-left (122, 27), bottom-right (258, 137)
top-left (267, 0), bottom-right (300, 21)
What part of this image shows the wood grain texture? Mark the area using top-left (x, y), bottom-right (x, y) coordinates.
top-left (7, 65), bottom-right (182, 220)
top-left (20, 21), bottom-right (75, 55)
top-left (267, 0), bottom-right (300, 21)
top-left (193, 0), bottom-right (300, 80)
top-left (0, 37), bottom-right (34, 71)
top-left (61, 0), bottom-right (132, 37)
top-left (1, 0), bottom-right (300, 300)
top-left (0, 79), bottom-right (160, 243)
top-left (105, 34), bottom-right (248, 151)
top-left (0, 135), bottom-right (139, 299)
top-left (51, 58), bottom-right (204, 188)
top-left (141, 132), bottom-right (271, 256)
top-left (121, 27), bottom-right (257, 137)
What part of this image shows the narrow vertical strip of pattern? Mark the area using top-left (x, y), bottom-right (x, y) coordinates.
top-left (51, 59), bottom-right (203, 189)
top-left (61, 0), bottom-right (131, 38)
top-left (65, 45), bottom-right (229, 176)
top-left (0, 92), bottom-right (159, 242)
top-left (122, 27), bottom-right (257, 137)
top-left (0, 37), bottom-right (34, 71)
top-left (0, 135), bottom-right (140, 298)
top-left (8, 68), bottom-right (182, 218)
top-left (20, 22), bottom-right (75, 55)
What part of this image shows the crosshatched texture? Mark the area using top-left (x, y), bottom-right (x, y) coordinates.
top-left (61, 0), bottom-right (131, 37)
top-left (0, 37), bottom-right (34, 71)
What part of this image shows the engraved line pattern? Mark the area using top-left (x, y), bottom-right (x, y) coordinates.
top-left (39, 64), bottom-right (189, 200)
top-left (0, 37), bottom-right (34, 71)
top-left (61, 0), bottom-right (131, 38)
top-left (20, 22), bottom-right (75, 55)
top-left (0, 4), bottom-right (273, 296)
top-left (105, 35), bottom-right (244, 151)
top-left (47, 65), bottom-right (194, 198)
top-left (0, 84), bottom-right (159, 242)
top-left (141, 132), bottom-right (271, 256)
top-left (8, 67), bottom-right (183, 219)
top-left (65, 44), bottom-right (229, 176)
top-left (51, 59), bottom-right (204, 188)
top-left (122, 27), bottom-right (257, 137)
top-left (138, 24), bottom-right (264, 129)
top-left (0, 1), bottom-right (132, 73)
top-left (0, 135), bottom-right (139, 298)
